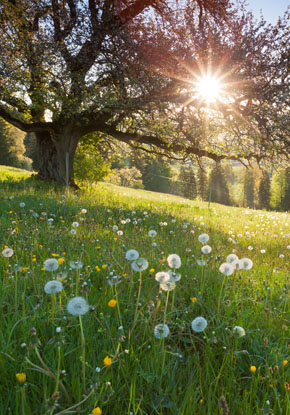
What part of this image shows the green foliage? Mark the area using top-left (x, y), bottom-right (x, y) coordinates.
top-left (142, 159), bottom-right (173, 193)
top-left (108, 167), bottom-right (143, 189)
top-left (74, 140), bottom-right (110, 185)
top-left (243, 168), bottom-right (255, 208)
top-left (281, 167), bottom-right (290, 211)
top-left (179, 165), bottom-right (197, 199)
top-left (258, 170), bottom-right (271, 210)
top-left (270, 169), bottom-right (287, 210)
top-left (208, 163), bottom-right (231, 205)
top-left (0, 118), bottom-right (31, 170)
top-left (197, 166), bottom-right (208, 201)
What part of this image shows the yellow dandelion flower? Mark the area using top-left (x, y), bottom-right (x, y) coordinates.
top-left (250, 366), bottom-right (256, 374)
top-left (113, 237), bottom-right (117, 241)
top-left (62, 252), bottom-right (66, 256)
top-left (41, 267), bottom-right (45, 271)
top-left (21, 267), bottom-right (28, 274)
top-left (102, 264), bottom-right (107, 269)
top-left (32, 258), bottom-right (37, 262)
top-left (191, 297), bottom-right (197, 303)
top-left (122, 273), bottom-right (127, 277)
top-left (95, 266), bottom-right (101, 271)
top-left (96, 245), bottom-right (101, 250)
top-left (58, 258), bottom-right (65, 265)
top-left (104, 356), bottom-right (112, 366)
top-left (39, 245), bottom-right (43, 248)
top-left (92, 407), bottom-right (102, 415)
top-left (108, 299), bottom-right (117, 308)
top-left (16, 373), bottom-right (26, 384)
top-left (149, 268), bottom-right (155, 273)
top-left (52, 253), bottom-right (59, 257)
top-left (283, 360), bottom-right (288, 366)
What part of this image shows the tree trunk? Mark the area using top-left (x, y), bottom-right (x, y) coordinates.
top-left (35, 129), bottom-right (80, 188)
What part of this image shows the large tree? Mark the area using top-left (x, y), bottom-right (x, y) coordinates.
top-left (0, 0), bottom-right (289, 186)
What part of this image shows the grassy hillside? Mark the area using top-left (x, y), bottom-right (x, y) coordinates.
top-left (0, 166), bottom-right (289, 415)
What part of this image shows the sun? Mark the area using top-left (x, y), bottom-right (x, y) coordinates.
top-left (196, 76), bottom-right (222, 102)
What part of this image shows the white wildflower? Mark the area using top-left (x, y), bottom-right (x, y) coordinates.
top-left (154, 324), bottom-right (170, 339)
top-left (125, 249), bottom-right (139, 261)
top-left (67, 297), bottom-right (89, 316)
top-left (43, 258), bottom-right (59, 272)
top-left (191, 316), bottom-right (207, 333)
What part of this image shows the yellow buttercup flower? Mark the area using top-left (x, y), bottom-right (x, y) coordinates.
top-left (250, 366), bottom-right (256, 374)
top-left (16, 373), bottom-right (26, 384)
top-left (92, 407), bottom-right (102, 415)
top-left (104, 356), bottom-right (112, 366)
top-left (108, 299), bottom-right (117, 308)
top-left (283, 360), bottom-right (288, 366)
top-left (58, 258), bottom-right (65, 264)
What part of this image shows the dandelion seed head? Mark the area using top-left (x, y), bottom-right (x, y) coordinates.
top-left (167, 254), bottom-right (181, 269)
top-left (154, 323), bottom-right (170, 339)
top-left (67, 296), bottom-right (89, 316)
top-left (155, 271), bottom-right (170, 283)
top-left (125, 249), bottom-right (139, 261)
top-left (191, 316), bottom-right (207, 333)
top-left (2, 248), bottom-right (14, 258)
top-left (43, 258), bottom-right (59, 272)
top-left (198, 233), bottom-right (209, 244)
top-left (44, 280), bottom-right (63, 294)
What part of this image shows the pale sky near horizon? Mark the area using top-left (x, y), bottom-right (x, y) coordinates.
top-left (245, 0), bottom-right (289, 23)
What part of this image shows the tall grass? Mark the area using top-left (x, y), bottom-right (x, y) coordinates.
top-left (0, 166), bottom-right (289, 415)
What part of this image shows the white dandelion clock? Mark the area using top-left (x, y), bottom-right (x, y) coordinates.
top-left (131, 258), bottom-right (148, 272)
top-left (19, 202), bottom-right (25, 208)
top-left (44, 258), bottom-right (59, 272)
top-left (226, 254), bottom-right (239, 263)
top-left (201, 245), bottom-right (212, 254)
top-left (125, 249), bottom-right (139, 261)
top-left (191, 316), bottom-right (207, 333)
top-left (219, 263), bottom-right (235, 276)
top-left (168, 270), bottom-right (181, 282)
top-left (233, 326), bottom-right (246, 337)
top-left (2, 248), bottom-right (14, 258)
top-left (196, 259), bottom-right (207, 266)
top-left (70, 229), bottom-right (77, 235)
top-left (44, 280), bottom-right (63, 294)
top-left (155, 271), bottom-right (170, 283)
top-left (239, 258), bottom-right (253, 270)
top-left (167, 254), bottom-right (181, 269)
top-left (67, 297), bottom-right (89, 316)
top-left (148, 230), bottom-right (157, 238)
top-left (69, 260), bottom-right (83, 269)
top-left (198, 233), bottom-right (209, 244)
top-left (72, 221), bottom-right (79, 228)
top-left (154, 324), bottom-right (170, 339)
top-left (160, 281), bottom-right (176, 291)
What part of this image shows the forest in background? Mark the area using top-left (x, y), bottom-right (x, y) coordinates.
top-left (1, 118), bottom-right (289, 211)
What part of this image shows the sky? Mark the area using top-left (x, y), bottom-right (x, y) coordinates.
top-left (245, 0), bottom-right (289, 23)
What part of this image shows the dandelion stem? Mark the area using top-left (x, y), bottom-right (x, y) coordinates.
top-left (132, 272), bottom-right (142, 330)
top-left (79, 315), bottom-right (86, 387)
top-left (160, 291), bottom-right (170, 383)
top-left (20, 387), bottom-right (25, 415)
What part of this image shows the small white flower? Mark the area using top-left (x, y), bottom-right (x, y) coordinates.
top-left (131, 258), bottom-right (148, 272)
top-left (167, 254), bottom-right (181, 269)
top-left (112, 225), bottom-right (118, 232)
top-left (96, 367), bottom-right (101, 372)
top-left (219, 263), bottom-right (234, 276)
top-left (44, 280), bottom-right (63, 294)
top-left (81, 209), bottom-right (87, 214)
top-left (191, 316), bottom-right (207, 333)
top-left (69, 260), bottom-right (83, 269)
top-left (248, 246), bottom-right (253, 251)
top-left (233, 326), bottom-right (246, 337)
top-left (152, 242), bottom-right (157, 247)
top-left (148, 230), bottom-right (157, 238)
top-left (198, 233), bottom-right (209, 244)
top-left (117, 230), bottom-right (123, 236)
top-left (260, 249), bottom-right (266, 254)
top-left (70, 229), bottom-right (77, 235)
top-left (2, 248), bottom-right (14, 258)
top-left (72, 221), bottom-right (79, 228)
top-left (201, 245), bottom-right (212, 254)
top-left (43, 258), bottom-right (59, 272)
top-left (160, 281), bottom-right (176, 291)
top-left (67, 297), bottom-right (89, 316)
top-left (168, 270), bottom-right (181, 282)
top-left (226, 254), bottom-right (239, 264)
top-left (19, 202), bottom-right (25, 208)
top-left (56, 327), bottom-right (62, 333)
top-left (125, 249), bottom-right (139, 261)
top-left (154, 324), bottom-right (170, 339)
top-left (239, 258), bottom-right (253, 270)
top-left (155, 271), bottom-right (170, 283)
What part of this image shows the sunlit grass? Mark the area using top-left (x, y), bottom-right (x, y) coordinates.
top-left (0, 166), bottom-right (289, 415)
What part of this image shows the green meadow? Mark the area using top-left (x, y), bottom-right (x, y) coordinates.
top-left (0, 166), bottom-right (289, 415)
